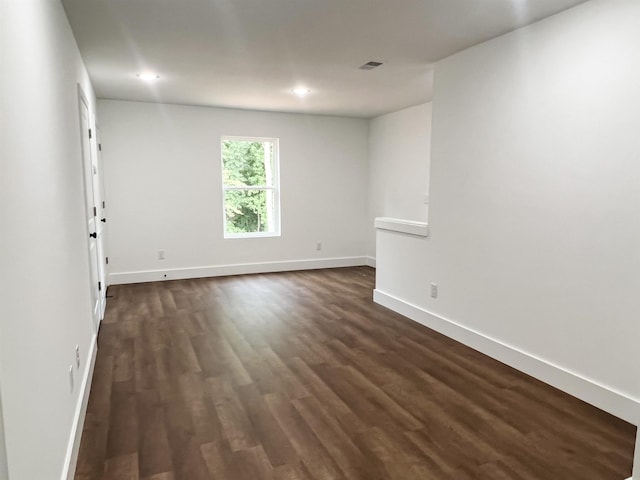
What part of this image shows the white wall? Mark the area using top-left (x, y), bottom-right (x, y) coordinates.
top-left (367, 103), bottom-right (432, 259)
top-left (99, 100), bottom-right (369, 283)
top-left (376, 0), bottom-right (640, 423)
top-left (0, 1), bottom-right (98, 478)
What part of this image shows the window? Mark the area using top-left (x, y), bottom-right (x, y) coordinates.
top-left (221, 137), bottom-right (280, 237)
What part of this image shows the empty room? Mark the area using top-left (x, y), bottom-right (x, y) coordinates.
top-left (1, 0), bottom-right (639, 479)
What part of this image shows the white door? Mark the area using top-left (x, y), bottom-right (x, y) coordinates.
top-left (94, 126), bottom-right (108, 318)
top-left (78, 87), bottom-right (101, 332)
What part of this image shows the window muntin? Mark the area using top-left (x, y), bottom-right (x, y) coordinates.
top-left (221, 137), bottom-right (280, 237)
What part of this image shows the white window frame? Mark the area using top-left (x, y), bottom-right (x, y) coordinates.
top-left (221, 136), bottom-right (281, 239)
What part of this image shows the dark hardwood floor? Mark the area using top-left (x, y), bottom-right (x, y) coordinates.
top-left (74, 267), bottom-right (636, 480)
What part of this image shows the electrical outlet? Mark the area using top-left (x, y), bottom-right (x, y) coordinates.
top-left (69, 365), bottom-right (74, 393)
top-left (430, 283), bottom-right (438, 299)
top-left (158, 250), bottom-right (166, 260)
top-left (316, 242), bottom-right (322, 251)
top-left (75, 345), bottom-right (80, 369)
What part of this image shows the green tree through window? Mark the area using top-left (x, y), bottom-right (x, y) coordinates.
top-left (221, 137), bottom-right (280, 236)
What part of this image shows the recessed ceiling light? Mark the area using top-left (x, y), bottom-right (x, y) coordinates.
top-left (137, 72), bottom-right (160, 82)
top-left (359, 61), bottom-right (384, 71)
top-left (292, 87), bottom-right (311, 97)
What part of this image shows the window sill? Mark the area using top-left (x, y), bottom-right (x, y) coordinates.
top-left (224, 232), bottom-right (281, 239)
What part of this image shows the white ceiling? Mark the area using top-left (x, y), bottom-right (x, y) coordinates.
top-left (62, 0), bottom-right (588, 118)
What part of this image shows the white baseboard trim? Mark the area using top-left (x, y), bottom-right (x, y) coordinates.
top-left (0, 388), bottom-right (7, 480)
top-left (633, 429), bottom-right (640, 480)
top-left (61, 334), bottom-right (98, 480)
top-left (365, 256), bottom-right (376, 268)
top-left (109, 256), bottom-right (369, 285)
top-left (374, 289), bottom-right (640, 426)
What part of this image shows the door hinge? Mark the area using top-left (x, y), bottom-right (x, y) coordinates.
top-left (98, 281), bottom-right (102, 291)
top-left (93, 206), bottom-right (97, 216)
top-left (102, 201), bottom-right (106, 208)
top-left (88, 128), bottom-right (92, 139)
top-left (106, 257), bottom-right (109, 265)
top-left (98, 143), bottom-right (102, 151)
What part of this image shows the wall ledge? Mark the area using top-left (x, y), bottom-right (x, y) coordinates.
top-left (375, 217), bottom-right (429, 237)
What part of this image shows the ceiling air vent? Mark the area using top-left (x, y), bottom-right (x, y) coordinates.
top-left (359, 61), bottom-right (383, 71)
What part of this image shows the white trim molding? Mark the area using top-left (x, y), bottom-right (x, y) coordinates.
top-left (375, 217), bottom-right (429, 237)
top-left (365, 256), bottom-right (376, 268)
top-left (0, 388), bottom-right (8, 480)
top-left (373, 289), bottom-right (640, 426)
top-left (109, 256), bottom-right (369, 285)
top-left (631, 429), bottom-right (640, 480)
top-left (61, 334), bottom-right (98, 480)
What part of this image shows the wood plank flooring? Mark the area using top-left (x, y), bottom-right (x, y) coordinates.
top-left (74, 267), bottom-right (636, 480)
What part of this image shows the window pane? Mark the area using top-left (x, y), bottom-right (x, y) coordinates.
top-left (224, 189), bottom-right (276, 234)
top-left (221, 137), bottom-right (279, 238)
top-left (222, 140), bottom-right (274, 187)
